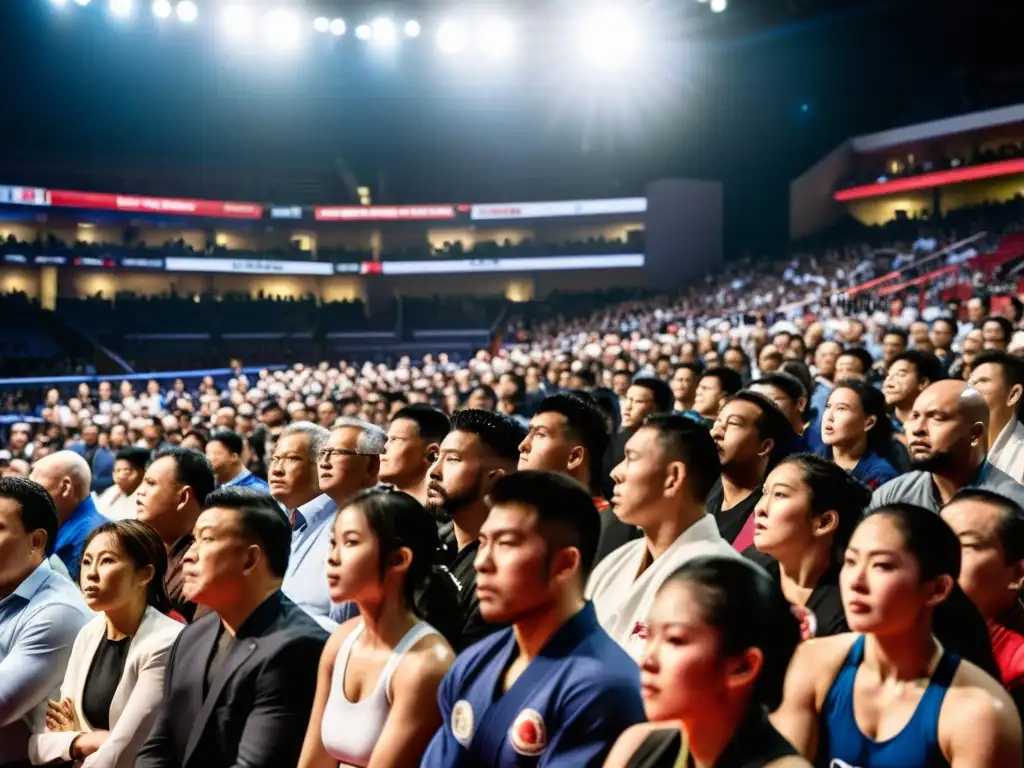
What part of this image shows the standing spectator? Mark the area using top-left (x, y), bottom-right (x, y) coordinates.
top-left (135, 489), bottom-right (329, 768)
top-left (96, 447), bottom-right (150, 521)
top-left (0, 477), bottom-right (91, 768)
top-left (421, 472), bottom-right (646, 767)
top-left (270, 422), bottom-right (336, 628)
top-left (379, 405), bottom-right (451, 505)
top-left (426, 409), bottom-right (525, 648)
top-left (69, 423), bottom-right (116, 494)
top-left (135, 447), bottom-right (215, 623)
top-left (968, 351), bottom-right (1024, 482)
top-left (205, 431), bottom-right (270, 493)
top-left (869, 381), bottom-right (1024, 512)
top-left (29, 451), bottom-right (108, 582)
top-left (586, 415), bottom-right (738, 659)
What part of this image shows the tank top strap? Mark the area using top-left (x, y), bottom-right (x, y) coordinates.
top-left (914, 649), bottom-right (960, 747)
top-left (846, 634), bottom-right (867, 667)
top-left (382, 622), bottom-right (439, 704)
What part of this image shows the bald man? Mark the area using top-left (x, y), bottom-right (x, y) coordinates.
top-left (869, 380), bottom-right (1024, 513)
top-left (30, 451), bottom-right (109, 581)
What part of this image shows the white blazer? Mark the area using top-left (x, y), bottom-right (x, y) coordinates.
top-left (29, 606), bottom-right (183, 768)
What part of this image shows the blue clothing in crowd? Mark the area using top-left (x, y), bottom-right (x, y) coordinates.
top-left (55, 495), bottom-right (109, 583)
top-left (223, 468), bottom-right (271, 494)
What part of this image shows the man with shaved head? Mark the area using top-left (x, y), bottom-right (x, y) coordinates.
top-left (29, 450), bottom-right (109, 580)
top-left (869, 380), bottom-right (1024, 513)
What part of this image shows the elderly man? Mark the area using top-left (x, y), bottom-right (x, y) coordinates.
top-left (29, 451), bottom-right (108, 582)
top-left (271, 421), bottom-right (338, 628)
top-left (869, 380), bottom-right (1024, 513)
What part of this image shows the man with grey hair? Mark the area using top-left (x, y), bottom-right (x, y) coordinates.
top-left (29, 451), bottom-right (108, 581)
top-left (273, 421), bottom-right (339, 628)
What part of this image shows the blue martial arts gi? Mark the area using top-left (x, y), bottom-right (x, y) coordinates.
top-left (421, 602), bottom-right (644, 767)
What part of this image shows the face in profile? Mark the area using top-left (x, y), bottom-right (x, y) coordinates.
top-left (610, 427), bottom-right (669, 527)
top-left (181, 506), bottom-right (250, 607)
top-left (380, 418), bottom-right (426, 484)
top-left (426, 430), bottom-right (487, 515)
top-left (325, 504), bottom-right (385, 606)
top-left (518, 412), bottom-right (575, 474)
top-left (80, 531), bottom-right (152, 614)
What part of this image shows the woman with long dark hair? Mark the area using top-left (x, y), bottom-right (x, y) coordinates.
top-left (772, 504), bottom-right (1022, 767)
top-left (30, 520), bottom-right (182, 768)
top-left (749, 453), bottom-right (872, 639)
top-left (819, 379), bottom-right (900, 490)
top-left (604, 556), bottom-right (809, 767)
top-left (298, 487), bottom-right (458, 768)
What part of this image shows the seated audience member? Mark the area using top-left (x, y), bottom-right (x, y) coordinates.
top-left (749, 454), bottom-right (871, 638)
top-left (69, 424), bottom-right (116, 494)
top-left (426, 409), bottom-right (526, 648)
top-left (967, 350), bottom-right (1024, 481)
top-left (178, 430), bottom-right (207, 453)
top-left (587, 415), bottom-right (739, 659)
top-left (670, 363), bottom-right (701, 413)
top-left (270, 422), bottom-right (337, 628)
top-left (30, 451), bottom-right (109, 582)
top-left (819, 379), bottom-right (900, 490)
top-left (29, 520), bottom-right (183, 768)
top-left (135, 447), bottom-right (215, 622)
top-left (135, 488), bottom-right (329, 768)
top-left (875, 327), bottom-right (908, 376)
top-left (379, 405), bottom-right (451, 504)
top-left (422, 472), bottom-right (646, 766)
top-left (0, 477), bottom-right (92, 768)
top-left (772, 505), bottom-right (1022, 767)
top-left (602, 378), bottom-right (673, 500)
top-left (749, 371), bottom-right (811, 452)
top-left (96, 447), bottom-right (150, 521)
top-left (869, 380), bottom-right (1024, 512)
top-left (604, 556), bottom-right (808, 768)
top-left (983, 314), bottom-right (1014, 352)
top-left (882, 350), bottom-right (944, 438)
top-left (941, 489), bottom-right (1024, 712)
top-left (691, 367), bottom-right (743, 422)
top-left (205, 430), bottom-right (270, 493)
top-left (298, 488), bottom-right (458, 767)
top-left (707, 391), bottom-right (794, 550)
top-left (833, 347), bottom-right (873, 383)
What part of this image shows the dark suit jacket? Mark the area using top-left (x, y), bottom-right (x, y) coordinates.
top-left (135, 591), bottom-right (329, 768)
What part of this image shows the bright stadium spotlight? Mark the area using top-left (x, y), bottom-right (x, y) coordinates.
top-left (355, 23), bottom-right (371, 40)
top-left (480, 17), bottom-right (514, 57)
top-left (152, 0), bottom-right (171, 18)
top-left (263, 8), bottom-right (302, 50)
top-left (329, 18), bottom-right (346, 36)
top-left (404, 19), bottom-right (420, 38)
top-left (109, 0), bottom-right (132, 18)
top-left (710, 0), bottom-right (727, 11)
top-left (223, 4), bottom-right (252, 38)
top-left (578, 8), bottom-right (639, 69)
top-left (73, 0), bottom-right (91, 6)
top-left (371, 17), bottom-right (396, 45)
top-left (313, 16), bottom-right (329, 33)
top-left (175, 0), bottom-right (197, 22)
top-left (49, 0), bottom-right (69, 7)
top-left (436, 20), bottom-right (466, 54)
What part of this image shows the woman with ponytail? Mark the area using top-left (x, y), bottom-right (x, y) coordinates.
top-left (748, 453), bottom-right (872, 639)
top-left (30, 520), bottom-right (183, 768)
top-left (299, 486), bottom-right (457, 768)
top-left (819, 379), bottom-right (901, 490)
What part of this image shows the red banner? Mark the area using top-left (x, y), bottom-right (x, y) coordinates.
top-left (47, 190), bottom-right (263, 219)
top-left (835, 158), bottom-right (1024, 202)
top-left (315, 205), bottom-right (455, 221)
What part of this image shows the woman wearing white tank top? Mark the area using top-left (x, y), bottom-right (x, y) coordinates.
top-left (298, 487), bottom-right (460, 768)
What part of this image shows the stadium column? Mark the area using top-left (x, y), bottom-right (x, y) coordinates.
top-left (370, 229), bottom-right (382, 261)
top-left (40, 266), bottom-right (58, 311)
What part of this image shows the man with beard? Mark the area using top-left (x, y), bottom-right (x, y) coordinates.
top-left (427, 409), bottom-right (526, 648)
top-left (869, 380), bottom-right (1024, 513)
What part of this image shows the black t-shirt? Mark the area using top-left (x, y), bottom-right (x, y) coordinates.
top-left (744, 549), bottom-right (849, 638)
top-left (706, 478), bottom-right (762, 545)
top-left (82, 635), bottom-right (133, 730)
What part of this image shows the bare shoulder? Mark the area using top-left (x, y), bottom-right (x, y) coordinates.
top-left (789, 633), bottom-right (857, 688)
top-left (944, 659), bottom-right (1020, 728)
top-left (391, 631), bottom-right (456, 695)
top-left (765, 756), bottom-right (813, 768)
top-left (603, 723), bottom-right (672, 768)
top-left (322, 617), bottom-right (362, 661)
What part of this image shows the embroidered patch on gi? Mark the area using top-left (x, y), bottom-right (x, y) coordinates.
top-left (509, 708), bottom-right (547, 756)
top-left (451, 699), bottom-right (474, 746)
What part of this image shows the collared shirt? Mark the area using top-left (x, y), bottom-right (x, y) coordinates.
top-left (223, 468), bottom-right (270, 494)
top-left (0, 560), bottom-right (92, 764)
top-left (281, 494), bottom-right (338, 628)
top-left (165, 534), bottom-right (207, 623)
top-left (55, 495), bottom-right (109, 583)
top-left (96, 485), bottom-right (139, 522)
top-left (989, 416), bottom-right (1024, 483)
top-left (869, 460), bottom-right (1024, 514)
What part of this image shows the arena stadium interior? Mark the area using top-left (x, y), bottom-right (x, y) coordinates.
top-left (3, 0), bottom-right (1024, 766)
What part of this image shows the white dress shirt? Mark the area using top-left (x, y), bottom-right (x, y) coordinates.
top-left (989, 415), bottom-right (1024, 484)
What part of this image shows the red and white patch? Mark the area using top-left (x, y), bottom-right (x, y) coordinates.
top-left (451, 699), bottom-right (474, 746)
top-left (509, 708), bottom-right (547, 756)
top-left (791, 604), bottom-right (818, 640)
top-left (629, 620), bottom-right (649, 642)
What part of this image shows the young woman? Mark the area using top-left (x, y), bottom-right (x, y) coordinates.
top-left (819, 378), bottom-right (900, 490)
top-left (749, 453), bottom-right (872, 639)
top-left (298, 487), bottom-right (459, 768)
top-left (30, 520), bottom-right (183, 768)
top-left (604, 555), bottom-right (809, 768)
top-left (772, 504), bottom-right (1022, 767)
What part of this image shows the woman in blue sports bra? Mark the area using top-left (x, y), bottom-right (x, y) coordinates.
top-left (771, 503), bottom-right (1022, 767)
